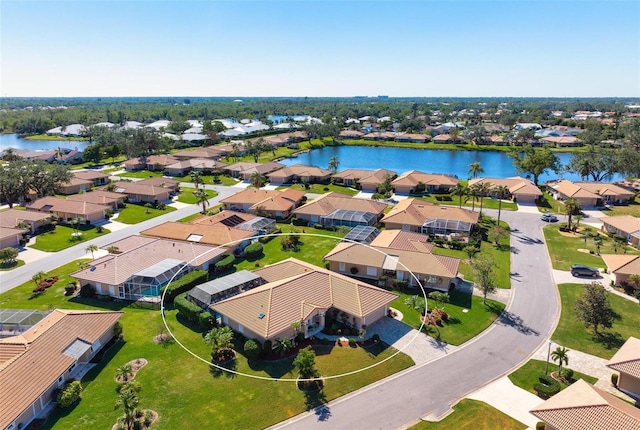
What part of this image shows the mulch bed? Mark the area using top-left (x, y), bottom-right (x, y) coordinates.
top-left (111, 409), bottom-right (158, 430)
top-left (115, 358), bottom-right (148, 383)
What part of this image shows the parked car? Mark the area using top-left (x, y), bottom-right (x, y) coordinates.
top-left (571, 264), bottom-right (599, 278)
top-left (541, 213), bottom-right (558, 222)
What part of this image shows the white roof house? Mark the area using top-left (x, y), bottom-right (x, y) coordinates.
top-left (123, 121), bottom-right (143, 129)
top-left (46, 124), bottom-right (86, 136)
top-left (146, 120), bottom-right (171, 130)
top-left (184, 126), bottom-right (203, 134)
top-left (187, 120), bottom-right (202, 127)
top-left (92, 122), bottom-right (116, 128)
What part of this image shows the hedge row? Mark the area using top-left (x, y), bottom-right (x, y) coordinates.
top-left (243, 242), bottom-right (263, 258)
top-left (215, 255), bottom-right (235, 273)
top-left (534, 374), bottom-right (561, 398)
top-left (163, 270), bottom-right (208, 303)
top-left (174, 293), bottom-right (203, 322)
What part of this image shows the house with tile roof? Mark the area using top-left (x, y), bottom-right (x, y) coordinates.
top-left (607, 337), bottom-right (640, 399)
top-left (0, 226), bottom-right (27, 249)
top-left (219, 188), bottom-right (305, 220)
top-left (0, 309), bottom-right (123, 430)
top-left (468, 176), bottom-right (542, 204)
top-left (123, 154), bottom-right (179, 172)
top-left (338, 130), bottom-right (364, 139)
top-left (324, 230), bottom-right (460, 292)
top-left (72, 170), bottom-right (110, 187)
top-left (135, 177), bottom-right (180, 193)
top-left (292, 192), bottom-right (388, 227)
top-left (0, 209), bottom-right (52, 234)
top-left (601, 254), bottom-right (640, 287)
top-left (71, 236), bottom-right (226, 300)
top-left (26, 196), bottom-right (109, 224)
top-left (164, 158), bottom-right (228, 176)
top-left (58, 176), bottom-right (94, 195)
top-left (391, 170), bottom-right (459, 194)
top-left (332, 168), bottom-right (397, 192)
top-left (547, 180), bottom-right (634, 208)
top-left (224, 161), bottom-right (285, 181)
top-left (381, 198), bottom-right (479, 241)
top-left (66, 190), bottom-right (125, 211)
top-left (172, 147), bottom-right (223, 160)
top-left (111, 181), bottom-right (172, 204)
top-left (530, 379), bottom-right (640, 430)
top-left (602, 216), bottom-right (640, 248)
top-left (210, 258), bottom-right (397, 344)
top-left (266, 164), bottom-right (332, 185)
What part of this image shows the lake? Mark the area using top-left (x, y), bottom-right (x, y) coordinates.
top-left (0, 134), bottom-right (89, 151)
top-left (278, 145), bottom-right (624, 183)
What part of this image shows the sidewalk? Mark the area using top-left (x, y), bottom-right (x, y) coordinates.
top-left (552, 269), bottom-right (639, 304)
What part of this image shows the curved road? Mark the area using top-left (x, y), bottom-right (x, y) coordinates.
top-left (270, 210), bottom-right (560, 429)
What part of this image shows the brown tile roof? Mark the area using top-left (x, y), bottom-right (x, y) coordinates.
top-left (468, 176), bottom-right (542, 197)
top-left (190, 210), bottom-right (257, 226)
top-left (123, 154), bottom-right (179, 167)
top-left (166, 158), bottom-right (228, 171)
top-left (211, 258), bottom-right (397, 339)
top-left (72, 236), bottom-right (226, 285)
top-left (369, 230), bottom-right (435, 252)
top-left (608, 337), bottom-right (640, 379)
top-left (266, 164), bottom-right (332, 180)
top-left (112, 181), bottom-right (171, 198)
top-left (0, 209), bottom-right (51, 228)
top-left (173, 148), bottom-right (223, 159)
top-left (530, 379), bottom-right (640, 430)
top-left (73, 170), bottom-right (109, 181)
top-left (602, 215), bottom-right (640, 235)
top-left (62, 176), bottom-right (94, 189)
top-left (220, 188), bottom-right (305, 212)
top-left (333, 168), bottom-right (396, 186)
top-left (0, 310), bottom-right (123, 429)
top-left (141, 221), bottom-right (254, 247)
top-left (0, 226), bottom-right (26, 241)
top-left (601, 254), bottom-right (640, 274)
top-left (225, 161), bottom-right (285, 176)
top-left (136, 177), bottom-right (180, 188)
top-left (550, 180), bottom-right (633, 199)
top-left (26, 196), bottom-right (109, 216)
top-left (293, 192), bottom-right (387, 217)
top-left (66, 190), bottom-right (124, 206)
top-left (391, 170), bottom-right (459, 188)
top-left (382, 198), bottom-right (479, 227)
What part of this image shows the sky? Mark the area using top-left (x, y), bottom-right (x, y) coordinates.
top-left (1, 1), bottom-right (639, 98)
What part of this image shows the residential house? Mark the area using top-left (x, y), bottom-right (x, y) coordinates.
top-left (530, 379), bottom-right (640, 430)
top-left (0, 226), bottom-right (27, 249)
top-left (266, 164), bottom-right (332, 185)
top-left (189, 210), bottom-right (276, 237)
top-left (46, 123), bottom-right (86, 136)
top-left (391, 170), bottom-right (459, 194)
top-left (58, 176), bottom-right (94, 195)
top-left (324, 230), bottom-right (460, 292)
top-left (187, 270), bottom-right (266, 308)
top-left (136, 177), bottom-right (180, 194)
top-left (607, 337), bottom-right (640, 399)
top-left (601, 254), bottom-right (640, 287)
top-left (12, 149), bottom-right (56, 163)
top-left (164, 158), bottom-right (228, 176)
top-left (602, 216), bottom-right (640, 247)
top-left (381, 198), bottom-right (479, 240)
top-left (111, 181), bottom-right (171, 203)
top-left (66, 190), bottom-right (126, 211)
top-left (224, 161), bottom-right (285, 181)
top-left (363, 131), bottom-right (397, 141)
top-left (292, 192), bottom-right (387, 227)
top-left (394, 133), bottom-right (431, 143)
top-left (0, 209), bottom-right (52, 234)
top-left (432, 134), bottom-right (463, 144)
top-left (172, 147), bottom-right (223, 160)
top-left (539, 136), bottom-right (581, 147)
top-left (71, 236), bottom-right (226, 300)
top-left (54, 149), bottom-right (83, 164)
top-left (332, 168), bottom-right (397, 192)
top-left (73, 170), bottom-right (110, 187)
top-left (122, 154), bottom-right (179, 172)
top-left (547, 180), bottom-right (634, 208)
top-left (211, 258), bottom-right (397, 344)
top-left (0, 309), bottom-right (123, 430)
top-left (468, 176), bottom-right (542, 203)
top-left (338, 130), bottom-right (364, 139)
top-left (26, 196), bottom-right (108, 224)
top-left (220, 188), bottom-right (305, 219)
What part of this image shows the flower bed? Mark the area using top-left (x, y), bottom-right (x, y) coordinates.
top-left (33, 276), bottom-right (59, 293)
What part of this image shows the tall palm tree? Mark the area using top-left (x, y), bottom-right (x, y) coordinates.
top-left (328, 156), bottom-right (339, 174)
top-left (194, 190), bottom-right (209, 214)
top-left (115, 389), bottom-right (139, 430)
top-left (468, 161), bottom-right (484, 179)
top-left (450, 184), bottom-right (469, 208)
top-left (274, 337), bottom-right (294, 357)
top-left (474, 182), bottom-right (492, 215)
top-left (85, 244), bottom-right (99, 259)
top-left (115, 363), bottom-right (133, 383)
top-left (249, 171), bottom-right (266, 189)
top-left (564, 198), bottom-right (581, 230)
top-left (205, 326), bottom-right (234, 360)
top-left (551, 346), bottom-right (570, 375)
top-left (190, 171), bottom-right (203, 190)
top-left (493, 185), bottom-right (510, 224)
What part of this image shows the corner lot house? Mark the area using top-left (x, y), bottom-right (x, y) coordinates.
top-left (71, 236), bottom-right (226, 300)
top-left (381, 198), bottom-right (479, 241)
top-left (467, 176), bottom-right (542, 203)
top-left (600, 254), bottom-right (640, 288)
top-left (219, 188), bottom-right (305, 219)
top-left (0, 209), bottom-right (51, 234)
top-left (332, 168), bottom-right (397, 192)
top-left (602, 216), bottom-right (640, 248)
top-left (607, 336), bottom-right (640, 399)
top-left (0, 226), bottom-right (27, 249)
top-left (111, 181), bottom-right (171, 203)
top-left (324, 230), bottom-right (460, 291)
top-left (211, 258), bottom-right (397, 344)
top-left (292, 192), bottom-right (388, 227)
top-left (547, 180), bottom-right (634, 208)
top-left (266, 164), bottom-right (332, 185)
top-left (66, 190), bottom-right (126, 211)
top-left (187, 270), bottom-right (265, 308)
top-left (530, 379), bottom-right (640, 430)
top-left (391, 170), bottom-right (458, 194)
top-left (0, 309), bottom-right (123, 430)
top-left (26, 196), bottom-right (108, 223)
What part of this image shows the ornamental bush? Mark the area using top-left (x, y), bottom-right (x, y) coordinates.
top-left (198, 311), bottom-right (214, 329)
top-left (534, 374), bottom-right (561, 398)
top-left (174, 293), bottom-right (202, 322)
top-left (243, 339), bottom-right (262, 359)
top-left (243, 242), bottom-right (263, 259)
top-left (215, 255), bottom-right (235, 273)
top-left (56, 380), bottom-right (82, 408)
top-left (163, 270), bottom-right (208, 303)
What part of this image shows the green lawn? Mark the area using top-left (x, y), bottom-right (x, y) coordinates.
top-left (116, 170), bottom-right (165, 179)
top-left (29, 225), bottom-right (110, 252)
top-left (508, 359), bottom-right (598, 395)
top-left (0, 259), bottom-right (25, 271)
top-left (410, 399), bottom-right (526, 430)
top-left (417, 195), bottom-right (518, 212)
top-left (537, 191), bottom-right (565, 214)
top-left (276, 183), bottom-right (359, 196)
top-left (176, 173), bottom-right (239, 186)
top-left (600, 197), bottom-right (640, 216)
top-left (552, 283), bottom-right (640, 359)
top-left (543, 225), bottom-right (640, 271)
top-left (25, 134), bottom-right (87, 141)
top-left (391, 290), bottom-right (505, 346)
top-left (175, 187), bottom-right (217, 204)
top-left (115, 203), bottom-right (177, 224)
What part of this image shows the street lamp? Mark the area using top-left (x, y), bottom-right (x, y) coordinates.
top-left (545, 340), bottom-right (553, 375)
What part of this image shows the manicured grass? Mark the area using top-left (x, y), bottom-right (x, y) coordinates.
top-left (417, 195), bottom-right (518, 211)
top-left (175, 187), bottom-right (217, 204)
top-left (508, 359), bottom-right (598, 396)
top-left (29, 225), bottom-right (110, 252)
top-left (235, 224), bottom-right (345, 270)
top-left (537, 191), bottom-right (565, 214)
top-left (115, 203), bottom-right (177, 224)
top-left (601, 197), bottom-right (640, 216)
top-left (0, 259), bottom-right (25, 270)
top-left (277, 183), bottom-right (359, 196)
top-left (391, 290), bottom-right (505, 346)
top-left (175, 173), bottom-right (240, 186)
top-left (25, 134), bottom-right (87, 141)
top-left (410, 399), bottom-right (526, 430)
top-left (543, 225), bottom-right (640, 271)
top-left (552, 283), bottom-right (640, 359)
top-left (116, 170), bottom-right (165, 179)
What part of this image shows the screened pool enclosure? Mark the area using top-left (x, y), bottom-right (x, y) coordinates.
top-left (118, 258), bottom-right (192, 300)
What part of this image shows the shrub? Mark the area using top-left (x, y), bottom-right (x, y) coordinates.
top-left (198, 311), bottom-right (213, 329)
top-left (65, 283), bottom-right (76, 296)
top-left (56, 380), bottom-right (82, 408)
top-left (243, 242), bottom-right (263, 258)
top-left (314, 223), bottom-right (324, 229)
top-left (144, 411), bottom-right (153, 426)
top-left (434, 317), bottom-right (442, 326)
top-left (350, 267), bottom-right (359, 275)
top-left (440, 311), bottom-right (449, 322)
top-left (243, 339), bottom-right (262, 359)
top-left (215, 255), bottom-right (235, 273)
top-left (174, 293), bottom-right (202, 322)
top-left (534, 374), bottom-right (561, 398)
top-left (371, 333), bottom-right (380, 342)
top-left (348, 338), bottom-right (356, 347)
top-left (611, 373), bottom-right (619, 387)
top-left (79, 284), bottom-right (96, 299)
top-left (113, 321), bottom-right (123, 338)
top-left (536, 422), bottom-right (546, 430)
top-left (561, 368), bottom-right (574, 381)
top-left (163, 270), bottom-right (208, 303)
top-left (263, 339), bottom-right (272, 353)
top-left (133, 420), bottom-right (142, 430)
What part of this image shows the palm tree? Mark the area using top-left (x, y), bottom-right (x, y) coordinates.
top-left (593, 236), bottom-right (602, 255)
top-left (107, 246), bottom-right (120, 254)
top-left (450, 184), bottom-right (468, 208)
top-left (328, 156), bottom-right (339, 174)
top-left (249, 171), bottom-right (266, 189)
top-left (190, 171), bottom-right (203, 190)
top-left (564, 198), bottom-right (581, 230)
top-left (194, 190), bottom-right (209, 214)
top-left (467, 161), bottom-right (484, 179)
top-left (274, 337), bottom-right (294, 357)
top-left (85, 244), bottom-right (99, 259)
top-left (205, 326), bottom-right (234, 360)
top-left (115, 363), bottom-right (133, 383)
top-left (290, 321), bottom-right (302, 339)
top-left (404, 295), bottom-right (427, 315)
top-left (32, 270), bottom-right (45, 286)
top-left (551, 346), bottom-right (570, 376)
top-left (115, 389), bottom-right (139, 430)
top-left (493, 185), bottom-right (510, 224)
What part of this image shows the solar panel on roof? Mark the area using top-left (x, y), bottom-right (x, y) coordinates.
top-left (220, 214), bottom-right (245, 227)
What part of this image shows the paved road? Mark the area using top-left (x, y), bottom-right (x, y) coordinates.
top-left (0, 185), bottom-right (237, 293)
top-left (270, 209), bottom-right (561, 430)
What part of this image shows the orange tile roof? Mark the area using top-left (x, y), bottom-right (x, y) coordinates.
top-left (141, 221), bottom-right (254, 246)
top-left (608, 337), bottom-right (640, 379)
top-left (26, 196), bottom-right (109, 216)
top-left (0, 310), bottom-right (123, 429)
top-left (602, 215), bottom-right (640, 235)
top-left (266, 164), bottom-right (332, 180)
top-left (293, 192), bottom-right (387, 217)
top-left (468, 176), bottom-right (542, 197)
top-left (189, 210), bottom-right (257, 226)
top-left (0, 209), bottom-right (51, 228)
top-left (381, 198), bottom-right (479, 227)
top-left (530, 379), bottom-right (640, 430)
top-left (220, 188), bottom-right (305, 212)
top-left (601, 254), bottom-right (640, 275)
top-left (369, 229), bottom-right (435, 252)
top-left (391, 170), bottom-right (458, 188)
top-left (333, 168), bottom-right (396, 185)
top-left (66, 190), bottom-right (124, 206)
top-left (112, 181), bottom-right (171, 198)
top-left (73, 170), bottom-right (109, 181)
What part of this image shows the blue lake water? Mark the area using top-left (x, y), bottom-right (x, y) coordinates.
top-left (278, 145), bottom-right (624, 183)
top-left (0, 134), bottom-right (89, 151)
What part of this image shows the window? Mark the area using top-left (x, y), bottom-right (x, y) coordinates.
top-left (339, 262), bottom-right (346, 272)
top-left (397, 271), bottom-right (404, 280)
top-left (366, 266), bottom-right (377, 276)
top-left (402, 225), bottom-right (410, 231)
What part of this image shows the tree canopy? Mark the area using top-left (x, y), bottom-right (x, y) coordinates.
top-left (508, 145), bottom-right (561, 185)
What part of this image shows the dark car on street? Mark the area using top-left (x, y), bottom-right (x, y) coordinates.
top-left (571, 264), bottom-right (599, 278)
